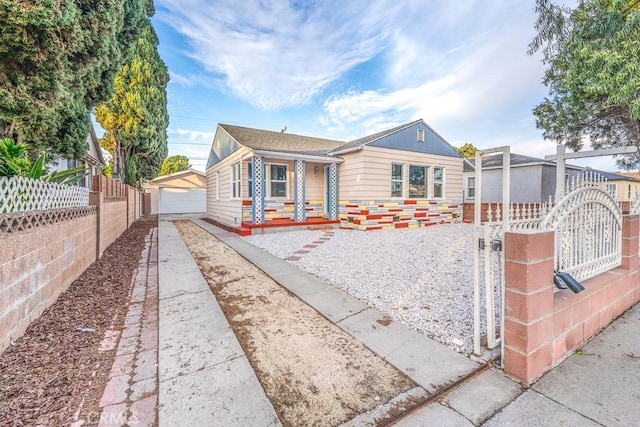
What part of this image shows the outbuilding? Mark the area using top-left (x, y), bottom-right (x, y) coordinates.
top-left (149, 169), bottom-right (206, 214)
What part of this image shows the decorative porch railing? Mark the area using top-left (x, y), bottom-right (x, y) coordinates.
top-left (0, 176), bottom-right (90, 213)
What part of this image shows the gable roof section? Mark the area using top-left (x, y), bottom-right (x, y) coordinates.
top-left (81, 122), bottom-right (105, 167)
top-left (207, 124), bottom-right (344, 168)
top-left (150, 169), bottom-right (206, 188)
top-left (329, 119), bottom-right (461, 158)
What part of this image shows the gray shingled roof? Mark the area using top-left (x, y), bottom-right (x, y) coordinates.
top-left (329, 119), bottom-right (422, 154)
top-left (466, 153), bottom-right (583, 170)
top-left (220, 124), bottom-right (344, 156)
top-left (585, 169), bottom-right (640, 182)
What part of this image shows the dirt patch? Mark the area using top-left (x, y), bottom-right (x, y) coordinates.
top-left (0, 217), bottom-right (157, 426)
top-left (174, 220), bottom-right (416, 426)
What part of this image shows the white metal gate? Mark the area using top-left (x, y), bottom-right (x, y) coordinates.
top-left (473, 162), bottom-right (624, 360)
top-left (473, 147), bottom-right (510, 359)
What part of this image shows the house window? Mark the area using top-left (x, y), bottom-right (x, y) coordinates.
top-left (417, 129), bottom-right (425, 142)
top-left (605, 183), bottom-right (617, 198)
top-left (247, 162), bottom-right (253, 198)
top-left (391, 164), bottom-right (403, 198)
top-left (466, 176), bottom-right (475, 199)
top-left (433, 167), bottom-right (444, 198)
top-left (215, 171), bottom-right (220, 200)
top-left (409, 165), bottom-right (428, 198)
top-left (230, 163), bottom-right (241, 199)
top-left (269, 164), bottom-right (287, 198)
top-left (628, 184), bottom-right (632, 199)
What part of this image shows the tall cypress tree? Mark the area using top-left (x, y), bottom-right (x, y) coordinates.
top-left (0, 0), bottom-right (150, 159)
top-left (95, 22), bottom-right (169, 185)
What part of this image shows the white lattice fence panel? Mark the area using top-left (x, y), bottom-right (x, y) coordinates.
top-left (0, 176), bottom-right (90, 213)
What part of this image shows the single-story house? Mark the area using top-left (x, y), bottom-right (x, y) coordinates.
top-left (462, 153), bottom-right (585, 204)
top-left (149, 169), bottom-right (206, 214)
top-left (49, 122), bottom-right (105, 188)
top-left (462, 153), bottom-right (586, 222)
top-left (205, 119), bottom-right (464, 234)
top-left (590, 170), bottom-right (640, 202)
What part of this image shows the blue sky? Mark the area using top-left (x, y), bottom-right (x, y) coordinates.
top-left (149, 0), bottom-right (618, 173)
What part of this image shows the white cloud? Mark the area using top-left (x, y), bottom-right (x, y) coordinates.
top-left (174, 128), bottom-right (216, 142)
top-left (320, 2), bottom-right (551, 154)
top-left (157, 0), bottom-right (399, 110)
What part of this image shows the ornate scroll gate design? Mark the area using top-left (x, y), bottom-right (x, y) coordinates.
top-left (542, 179), bottom-right (622, 282)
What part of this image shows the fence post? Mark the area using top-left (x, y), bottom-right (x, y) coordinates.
top-left (503, 230), bottom-right (555, 384)
top-left (89, 191), bottom-right (104, 259)
top-left (621, 214), bottom-right (639, 271)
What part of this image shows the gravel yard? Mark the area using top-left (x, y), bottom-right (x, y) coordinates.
top-left (245, 223), bottom-right (489, 356)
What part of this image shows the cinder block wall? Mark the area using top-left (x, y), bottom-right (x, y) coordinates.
top-left (0, 213), bottom-right (97, 352)
top-left (503, 215), bottom-right (640, 384)
top-left (102, 199), bottom-right (128, 254)
top-left (1, 182), bottom-right (143, 354)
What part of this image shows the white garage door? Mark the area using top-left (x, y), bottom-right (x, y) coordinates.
top-left (158, 188), bottom-right (206, 214)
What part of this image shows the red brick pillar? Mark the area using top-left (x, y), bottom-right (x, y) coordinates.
top-left (503, 230), bottom-right (555, 384)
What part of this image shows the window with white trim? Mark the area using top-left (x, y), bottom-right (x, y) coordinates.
top-left (417, 129), bottom-right (425, 142)
top-left (215, 171), bottom-right (220, 200)
top-left (269, 164), bottom-right (287, 198)
top-left (433, 166), bottom-right (444, 198)
top-left (409, 165), bottom-right (428, 198)
top-left (605, 183), bottom-right (617, 198)
top-left (466, 176), bottom-right (475, 199)
top-left (391, 164), bottom-right (403, 198)
top-left (247, 162), bottom-right (253, 198)
top-left (230, 163), bottom-right (241, 199)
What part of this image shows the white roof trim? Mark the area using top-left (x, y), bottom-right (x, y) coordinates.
top-left (252, 150), bottom-right (343, 163)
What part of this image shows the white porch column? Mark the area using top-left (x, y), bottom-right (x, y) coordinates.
top-left (294, 160), bottom-right (306, 223)
top-left (327, 163), bottom-right (338, 220)
top-left (252, 156), bottom-right (266, 224)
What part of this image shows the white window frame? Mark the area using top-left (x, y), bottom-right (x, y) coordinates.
top-left (433, 166), bottom-right (444, 199)
top-left (466, 176), bottom-right (475, 200)
top-left (417, 129), bottom-right (425, 142)
top-left (408, 164), bottom-right (429, 199)
top-left (230, 162), bottom-right (241, 199)
top-left (215, 171), bottom-right (220, 200)
top-left (605, 183), bottom-right (617, 198)
top-left (267, 163), bottom-right (288, 199)
top-left (391, 163), bottom-right (404, 198)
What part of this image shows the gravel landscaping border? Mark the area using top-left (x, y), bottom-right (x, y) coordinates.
top-left (245, 224), bottom-right (496, 357)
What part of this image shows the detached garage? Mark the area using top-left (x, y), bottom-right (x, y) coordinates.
top-left (149, 169), bottom-right (206, 214)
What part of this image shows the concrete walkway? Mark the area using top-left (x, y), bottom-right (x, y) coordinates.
top-left (155, 214), bottom-right (640, 426)
top-left (96, 228), bottom-right (159, 427)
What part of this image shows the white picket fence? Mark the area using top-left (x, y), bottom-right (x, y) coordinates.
top-left (0, 176), bottom-right (90, 213)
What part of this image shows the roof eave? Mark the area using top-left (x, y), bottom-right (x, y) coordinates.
top-left (252, 149), bottom-right (343, 163)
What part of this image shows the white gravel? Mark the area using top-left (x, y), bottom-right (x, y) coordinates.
top-left (245, 224), bottom-right (496, 357)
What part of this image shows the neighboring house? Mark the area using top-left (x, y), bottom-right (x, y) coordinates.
top-left (149, 169), bottom-right (206, 214)
top-left (462, 153), bottom-right (584, 205)
top-left (49, 122), bottom-right (105, 187)
top-left (205, 119), bottom-right (464, 234)
top-left (586, 169), bottom-right (640, 202)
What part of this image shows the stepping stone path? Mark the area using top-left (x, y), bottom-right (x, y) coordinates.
top-left (96, 229), bottom-right (158, 427)
top-left (284, 230), bottom-right (335, 261)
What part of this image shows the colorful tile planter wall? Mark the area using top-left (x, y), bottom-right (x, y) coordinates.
top-left (339, 199), bottom-right (462, 231)
top-left (242, 199), bottom-right (325, 222)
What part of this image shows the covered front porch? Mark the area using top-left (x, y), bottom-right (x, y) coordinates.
top-left (233, 152), bottom-right (341, 236)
